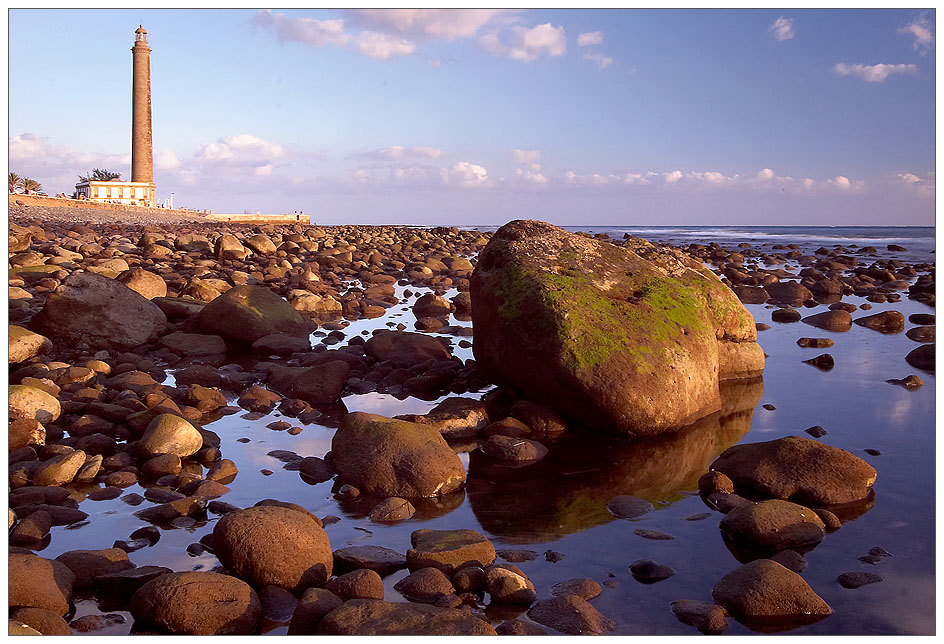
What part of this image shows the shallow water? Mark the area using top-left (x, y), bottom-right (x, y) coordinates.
top-left (43, 231), bottom-right (934, 635)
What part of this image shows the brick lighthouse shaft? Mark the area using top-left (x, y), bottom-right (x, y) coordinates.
top-left (131, 26), bottom-right (153, 185)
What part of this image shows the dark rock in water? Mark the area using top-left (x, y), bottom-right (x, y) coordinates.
top-left (803, 354), bottom-right (834, 371)
top-left (710, 436), bottom-right (876, 505)
top-left (509, 401), bottom-right (568, 438)
top-left (470, 220), bottom-right (763, 437)
top-left (364, 330), bottom-right (451, 367)
top-left (259, 584), bottom-right (300, 623)
top-left (452, 566), bottom-right (486, 592)
top-left (129, 571), bottom-right (261, 634)
top-left (756, 323), bottom-right (771, 331)
top-left (733, 285), bottom-right (769, 304)
top-left (797, 337), bottom-right (834, 348)
top-left (909, 313), bottom-right (935, 325)
top-left (333, 545), bottom-right (407, 577)
top-left (802, 310), bottom-right (851, 332)
top-left (496, 549), bottom-right (538, 563)
top-left (887, 244), bottom-right (907, 252)
top-left (483, 435), bottom-right (548, 464)
top-left (316, 599), bottom-right (496, 635)
top-left (698, 471), bottom-right (735, 495)
top-left (905, 344), bottom-right (934, 372)
top-left (629, 559), bottom-right (676, 583)
top-left (606, 495), bottom-right (654, 519)
top-left (396, 396), bottom-right (491, 440)
top-left (770, 549), bottom-right (807, 573)
top-left (704, 492), bottom-right (752, 514)
top-left (496, 619), bottom-right (548, 635)
top-left (712, 560), bottom-right (831, 621)
top-left (771, 308), bottom-right (801, 323)
top-left (765, 282), bottom-right (813, 307)
top-left (863, 448), bottom-right (881, 456)
top-left (527, 594), bottom-right (614, 635)
top-left (326, 569), bottom-right (385, 601)
top-left (407, 528), bottom-right (496, 574)
top-left (685, 512), bottom-right (712, 521)
top-left (94, 565), bottom-right (173, 595)
top-left (837, 572), bottom-right (883, 589)
top-left (485, 564), bottom-right (537, 603)
top-left (805, 426), bottom-right (828, 438)
top-left (869, 546), bottom-right (893, 558)
top-left (212, 505), bottom-right (332, 592)
top-left (545, 550), bottom-right (564, 563)
top-left (55, 548), bottom-right (134, 588)
top-left (813, 509), bottom-right (842, 532)
top-left (762, 403), bottom-right (776, 410)
top-left (854, 310), bottom-right (905, 334)
top-left (906, 326), bottom-right (935, 343)
top-left (288, 588), bottom-right (343, 635)
top-left (394, 567), bottom-right (456, 603)
top-left (368, 497), bottom-right (416, 523)
top-left (266, 362), bottom-right (350, 405)
top-left (720, 499), bottom-right (826, 551)
top-left (196, 285), bottom-right (310, 344)
top-left (551, 578), bottom-right (602, 600)
top-left (299, 456), bottom-right (334, 483)
top-left (331, 412), bottom-right (465, 498)
top-left (885, 374), bottom-right (924, 391)
top-left (670, 599), bottom-right (728, 634)
top-left (634, 528), bottom-right (675, 540)
top-left (31, 272), bottom-right (167, 351)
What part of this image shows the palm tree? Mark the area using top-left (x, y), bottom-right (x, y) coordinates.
top-left (92, 168), bottom-right (121, 181)
top-left (9, 172), bottom-right (23, 193)
top-left (21, 178), bottom-right (42, 194)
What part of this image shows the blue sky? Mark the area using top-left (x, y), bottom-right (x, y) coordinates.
top-left (8, 8), bottom-right (935, 225)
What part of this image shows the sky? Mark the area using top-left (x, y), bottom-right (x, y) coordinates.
top-left (7, 8), bottom-right (936, 225)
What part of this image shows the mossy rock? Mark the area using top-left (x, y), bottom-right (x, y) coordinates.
top-left (470, 220), bottom-right (764, 436)
top-left (10, 265), bottom-right (60, 276)
top-left (196, 285), bottom-right (311, 344)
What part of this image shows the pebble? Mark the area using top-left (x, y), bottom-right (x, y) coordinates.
top-left (837, 572), bottom-right (883, 589)
top-left (634, 529), bottom-right (675, 540)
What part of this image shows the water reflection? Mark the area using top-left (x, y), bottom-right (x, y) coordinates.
top-left (466, 378), bottom-right (764, 544)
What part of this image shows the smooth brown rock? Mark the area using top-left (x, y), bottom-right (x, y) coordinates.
top-left (116, 268), bottom-right (167, 300)
top-left (670, 600), bottom-right (728, 634)
top-left (9, 607), bottom-right (72, 635)
top-left (407, 528), bottom-right (496, 574)
top-left (9, 385), bottom-right (61, 424)
top-left (8, 552), bottom-right (76, 615)
top-left (368, 497), bottom-right (416, 523)
top-left (138, 414), bottom-right (204, 458)
top-left (326, 569), bottom-right (385, 601)
top-left (213, 505), bottom-right (333, 591)
top-left (333, 546), bottom-right (408, 577)
top-left (712, 560), bottom-right (831, 620)
top-left (720, 500), bottom-right (826, 551)
top-left (288, 588), bottom-right (343, 635)
top-left (331, 412), bottom-right (465, 498)
top-left (527, 594), bottom-right (614, 635)
top-left (855, 310), bottom-right (905, 334)
top-left (9, 326), bottom-right (52, 364)
top-left (129, 571), bottom-right (261, 635)
top-left (710, 436), bottom-right (877, 505)
top-left (802, 310), bottom-right (852, 332)
top-left (196, 285), bottom-right (310, 344)
top-left (394, 567), bottom-right (455, 603)
top-left (54, 548), bottom-right (134, 588)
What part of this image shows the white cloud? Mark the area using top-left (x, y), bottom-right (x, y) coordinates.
top-left (360, 145), bottom-right (443, 161)
top-left (582, 53), bottom-right (614, 69)
top-left (196, 134), bottom-right (286, 162)
top-left (155, 149), bottom-right (181, 170)
top-left (345, 9), bottom-right (515, 40)
top-left (254, 164), bottom-right (274, 176)
top-left (480, 23), bottom-right (566, 62)
top-left (354, 31), bottom-right (416, 59)
top-left (442, 161), bottom-right (489, 187)
top-left (769, 16), bottom-right (794, 41)
top-left (252, 10), bottom-right (351, 48)
top-left (898, 172), bottom-right (921, 184)
top-left (512, 149), bottom-right (547, 184)
top-left (577, 31), bottom-right (603, 47)
top-left (563, 170), bottom-right (652, 186)
top-left (757, 168), bottom-right (775, 181)
top-left (664, 170), bottom-right (683, 184)
top-left (833, 62), bottom-right (919, 83)
top-left (9, 132), bottom-right (131, 190)
top-left (896, 172), bottom-right (934, 197)
top-left (898, 14), bottom-right (934, 53)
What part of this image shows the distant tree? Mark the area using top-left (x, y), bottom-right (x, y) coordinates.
top-left (21, 178), bottom-right (42, 194)
top-left (77, 169), bottom-right (122, 182)
top-left (9, 172), bottom-right (23, 193)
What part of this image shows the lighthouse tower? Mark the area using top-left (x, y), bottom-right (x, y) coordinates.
top-left (131, 25), bottom-right (155, 200)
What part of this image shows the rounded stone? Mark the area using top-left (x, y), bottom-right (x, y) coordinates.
top-left (9, 385), bottom-right (61, 424)
top-left (213, 505), bottom-right (333, 591)
top-left (325, 569), bottom-right (385, 601)
top-left (720, 499), bottom-right (826, 551)
top-left (129, 571), bottom-right (260, 635)
top-left (139, 414), bottom-right (204, 458)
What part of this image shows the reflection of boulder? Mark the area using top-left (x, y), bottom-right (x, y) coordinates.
top-left (467, 378), bottom-right (763, 544)
top-left (333, 488), bottom-right (466, 522)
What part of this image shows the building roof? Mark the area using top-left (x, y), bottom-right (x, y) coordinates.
top-left (136, 25), bottom-right (147, 34)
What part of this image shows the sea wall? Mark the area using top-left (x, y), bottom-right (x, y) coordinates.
top-left (8, 194), bottom-right (204, 218)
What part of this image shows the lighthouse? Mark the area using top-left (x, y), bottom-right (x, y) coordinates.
top-left (131, 25), bottom-right (155, 200)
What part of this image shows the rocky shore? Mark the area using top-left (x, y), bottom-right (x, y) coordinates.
top-left (7, 204), bottom-right (935, 635)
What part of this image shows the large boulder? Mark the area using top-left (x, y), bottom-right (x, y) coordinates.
top-left (30, 272), bottom-right (167, 351)
top-left (196, 285), bottom-right (310, 344)
top-left (331, 412), bottom-right (466, 498)
top-left (710, 436), bottom-right (876, 506)
top-left (213, 505), bottom-right (333, 591)
top-left (720, 499), bottom-right (826, 551)
top-left (266, 361), bottom-right (350, 404)
top-left (315, 599), bottom-right (497, 635)
top-left (129, 571), bottom-right (260, 635)
top-left (116, 268), bottom-right (167, 300)
top-left (138, 414), bottom-right (204, 458)
top-left (470, 221), bottom-right (764, 436)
